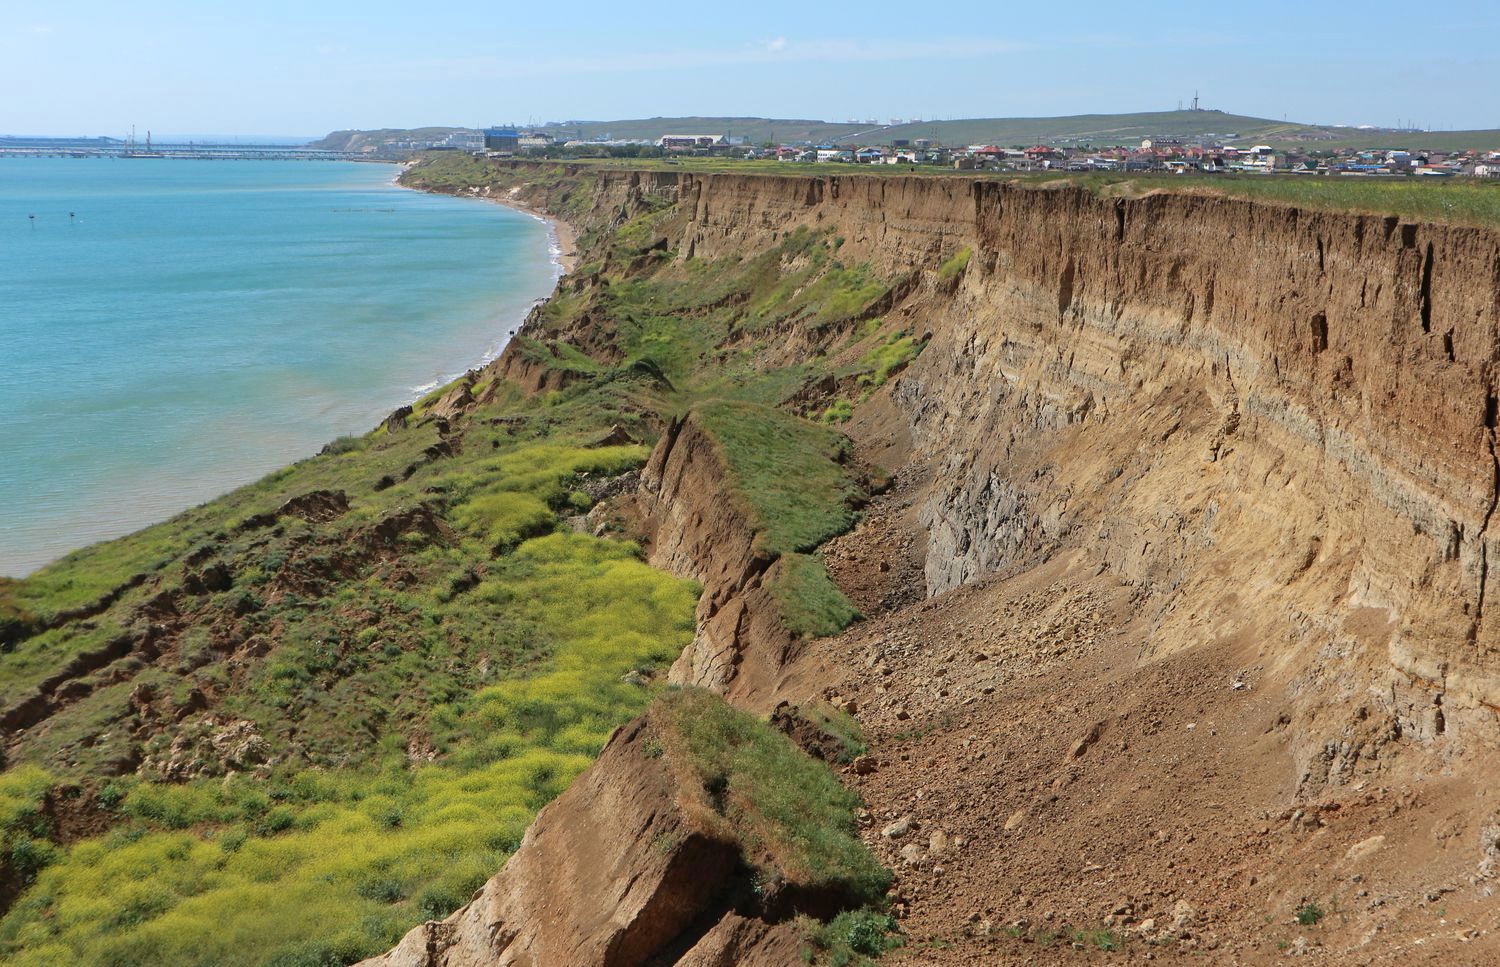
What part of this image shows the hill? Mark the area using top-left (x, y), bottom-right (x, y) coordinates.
top-left (307, 127), bottom-right (468, 151)
top-left (310, 112), bottom-right (1500, 152)
top-left (836, 109), bottom-right (1319, 146)
top-left (532, 115), bottom-right (867, 144)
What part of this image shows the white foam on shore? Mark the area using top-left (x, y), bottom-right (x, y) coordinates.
top-left (392, 178), bottom-right (568, 406)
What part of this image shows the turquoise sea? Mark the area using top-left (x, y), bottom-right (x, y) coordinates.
top-left (0, 158), bottom-right (557, 577)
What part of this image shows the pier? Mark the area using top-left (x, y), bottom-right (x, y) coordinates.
top-left (0, 137), bottom-right (365, 161)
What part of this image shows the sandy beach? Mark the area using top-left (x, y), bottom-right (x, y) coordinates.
top-left (491, 192), bottom-right (578, 275)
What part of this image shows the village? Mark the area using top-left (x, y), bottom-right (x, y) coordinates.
top-left (443, 126), bottom-right (1500, 179)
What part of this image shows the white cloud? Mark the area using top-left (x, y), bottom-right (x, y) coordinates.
top-left (765, 37), bottom-right (788, 52)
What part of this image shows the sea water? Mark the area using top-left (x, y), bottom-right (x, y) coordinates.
top-left (0, 157), bottom-right (557, 576)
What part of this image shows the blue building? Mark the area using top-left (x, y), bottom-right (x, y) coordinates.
top-left (484, 128), bottom-right (519, 152)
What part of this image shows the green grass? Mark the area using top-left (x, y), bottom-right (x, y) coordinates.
top-left (820, 400), bottom-right (854, 424)
top-left (798, 702), bottom-right (867, 763)
top-left (854, 331), bottom-right (925, 390)
top-left (1026, 170), bottom-right (1500, 229)
top-left (800, 909), bottom-right (903, 966)
top-left (692, 400), bottom-right (859, 558)
top-left (656, 687), bottom-right (888, 904)
top-left (770, 554), bottom-right (860, 639)
top-left (936, 247), bottom-right (971, 282)
top-left (1069, 927), bottom-right (1125, 951)
top-left (1296, 902), bottom-right (1325, 926)
top-left (0, 534), bottom-right (698, 967)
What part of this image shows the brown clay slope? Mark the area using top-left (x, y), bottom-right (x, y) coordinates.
top-left (374, 161), bottom-right (1500, 964)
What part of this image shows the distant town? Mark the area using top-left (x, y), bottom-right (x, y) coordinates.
top-left (448, 127), bottom-right (1500, 179)
top-left (7, 118), bottom-right (1500, 178)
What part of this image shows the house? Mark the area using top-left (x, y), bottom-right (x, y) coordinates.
top-left (1023, 145), bottom-right (1061, 161)
top-left (816, 146), bottom-right (854, 163)
top-left (854, 147), bottom-right (885, 164)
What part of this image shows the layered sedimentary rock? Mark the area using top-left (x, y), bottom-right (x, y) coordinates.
top-left (604, 170), bottom-right (1500, 732)
top-left (381, 162), bottom-right (1500, 963)
top-left (637, 413), bottom-right (795, 705)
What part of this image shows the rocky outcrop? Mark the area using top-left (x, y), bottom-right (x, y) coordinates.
top-left (358, 713), bottom-right (801, 967)
top-left (551, 168), bottom-right (1500, 736)
top-left (368, 160), bottom-right (1500, 963)
top-left (638, 413), bottom-right (795, 707)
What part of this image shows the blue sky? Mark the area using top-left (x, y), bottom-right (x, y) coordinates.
top-left (4, 0), bottom-right (1496, 137)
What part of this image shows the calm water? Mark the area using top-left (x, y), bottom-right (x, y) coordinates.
top-left (0, 158), bottom-right (557, 577)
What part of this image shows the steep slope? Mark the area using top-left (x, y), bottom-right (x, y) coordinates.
top-left (393, 156), bottom-right (1500, 963)
top-left (8, 152), bottom-right (1500, 966)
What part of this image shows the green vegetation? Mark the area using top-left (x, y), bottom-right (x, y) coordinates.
top-left (820, 400), bottom-right (854, 424)
top-left (657, 688), bottom-right (889, 904)
top-left (798, 702), bottom-right (867, 763)
top-left (770, 554), bottom-right (860, 640)
top-left (1, 534), bottom-right (698, 966)
top-left (1041, 171), bottom-right (1500, 230)
top-left (1296, 902), bottom-right (1325, 926)
top-left (1, 766), bottom-right (56, 893)
top-left (854, 330), bottom-right (925, 391)
top-left (0, 156), bottom-right (903, 965)
top-left (1069, 927), bottom-right (1125, 951)
top-left (800, 909), bottom-right (903, 966)
top-left (936, 247), bottom-right (971, 282)
top-left (692, 400), bottom-right (859, 557)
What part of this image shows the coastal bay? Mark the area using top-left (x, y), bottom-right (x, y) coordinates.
top-left (0, 158), bottom-right (558, 576)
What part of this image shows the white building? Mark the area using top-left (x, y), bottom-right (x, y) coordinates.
top-left (658, 135), bottom-right (726, 150)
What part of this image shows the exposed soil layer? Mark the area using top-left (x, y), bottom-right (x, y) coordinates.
top-left (14, 155), bottom-right (1500, 965)
top-left (423, 163), bottom-right (1500, 964)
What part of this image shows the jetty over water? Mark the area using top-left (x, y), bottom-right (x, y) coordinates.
top-left (0, 136), bottom-right (364, 161)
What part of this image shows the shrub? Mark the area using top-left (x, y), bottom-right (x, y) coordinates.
top-left (855, 331), bottom-right (925, 390)
top-left (820, 400), bottom-right (853, 424)
top-left (802, 909), bottom-right (903, 966)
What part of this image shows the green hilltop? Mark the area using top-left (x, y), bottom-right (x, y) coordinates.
top-left (310, 111), bottom-right (1500, 152)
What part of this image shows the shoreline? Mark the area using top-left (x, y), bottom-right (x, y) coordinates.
top-left (493, 193), bottom-right (578, 275)
top-left (392, 163), bottom-right (578, 275)
top-left (389, 167), bottom-right (576, 402)
top-left (4, 161), bottom-right (564, 579)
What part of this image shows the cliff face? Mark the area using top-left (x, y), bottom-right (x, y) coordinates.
top-left (365, 160), bottom-right (1500, 964)
top-left (613, 170), bottom-right (1500, 726)
top-left (358, 713), bottom-right (803, 967)
top-left (638, 414), bottom-right (796, 704)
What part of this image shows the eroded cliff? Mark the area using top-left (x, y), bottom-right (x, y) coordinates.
top-left (389, 157), bottom-right (1500, 964)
